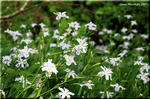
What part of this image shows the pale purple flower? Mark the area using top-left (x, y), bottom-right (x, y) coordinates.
top-left (64, 55), bottom-right (76, 66)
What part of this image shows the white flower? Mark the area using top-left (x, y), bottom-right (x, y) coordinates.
top-left (39, 96), bottom-right (43, 99)
top-left (140, 64), bottom-right (150, 73)
top-left (0, 89), bottom-right (5, 97)
top-left (85, 22), bottom-right (97, 31)
top-left (50, 43), bottom-right (57, 47)
top-left (10, 53), bottom-right (17, 58)
top-left (122, 36), bottom-right (130, 40)
top-left (41, 59), bottom-right (58, 77)
top-left (121, 28), bottom-right (127, 33)
top-left (2, 66), bottom-right (5, 71)
top-left (89, 41), bottom-right (95, 46)
top-left (68, 21), bottom-right (80, 30)
top-left (107, 30), bottom-right (112, 34)
top-left (53, 29), bottom-right (60, 39)
top-left (31, 23), bottom-right (37, 27)
top-left (131, 20), bottom-right (137, 26)
top-left (137, 73), bottom-right (150, 84)
top-left (110, 42), bottom-right (115, 46)
top-left (35, 74), bottom-right (42, 88)
top-left (114, 33), bottom-right (120, 37)
top-left (122, 33), bottom-right (134, 40)
top-left (97, 66), bottom-right (113, 80)
top-left (18, 46), bottom-right (38, 58)
top-left (134, 61), bottom-right (142, 66)
top-left (98, 31), bottom-right (104, 35)
top-left (54, 29), bottom-right (59, 34)
top-left (132, 29), bottom-right (137, 33)
top-left (129, 33), bottom-right (134, 38)
top-left (4, 29), bottom-right (22, 41)
top-left (110, 83), bottom-right (125, 92)
top-left (18, 46), bottom-right (30, 58)
top-left (125, 15), bottom-right (132, 19)
top-left (26, 32), bottom-right (32, 37)
top-left (63, 50), bottom-right (70, 54)
top-left (109, 57), bottom-right (121, 66)
top-left (99, 91), bottom-right (105, 98)
top-left (54, 12), bottom-right (69, 20)
top-left (141, 34), bottom-right (148, 39)
top-left (39, 23), bottom-right (45, 28)
top-left (138, 56), bottom-right (144, 61)
top-left (77, 38), bottom-right (87, 45)
top-left (35, 62), bottom-right (41, 65)
top-left (10, 47), bottom-right (17, 52)
top-left (99, 39), bottom-right (103, 43)
top-left (123, 42), bottom-right (130, 49)
top-left (103, 28), bottom-right (108, 32)
top-left (65, 68), bottom-right (78, 78)
top-left (2, 56), bottom-right (12, 66)
top-left (80, 80), bottom-right (94, 89)
top-left (73, 38), bottom-right (88, 55)
top-left (71, 31), bottom-right (78, 36)
top-left (99, 91), bottom-right (114, 98)
top-left (15, 75), bottom-right (31, 88)
top-left (106, 91), bottom-right (114, 98)
top-left (136, 47), bottom-right (144, 51)
top-left (66, 28), bottom-right (72, 33)
top-left (134, 57), bottom-right (146, 66)
top-left (43, 32), bottom-right (49, 37)
top-left (58, 87), bottom-right (74, 99)
top-left (40, 45), bottom-right (43, 49)
top-left (21, 38), bottom-right (33, 44)
top-left (16, 58), bottom-right (29, 68)
top-left (42, 27), bottom-right (49, 37)
top-left (64, 55), bottom-right (76, 66)
top-left (95, 45), bottom-right (110, 54)
top-left (73, 45), bottom-right (84, 55)
top-left (58, 41), bottom-right (71, 50)
top-left (20, 24), bottom-right (26, 28)
top-left (118, 50), bottom-right (128, 57)
top-left (135, 59), bottom-right (149, 83)
top-left (30, 48), bottom-right (38, 54)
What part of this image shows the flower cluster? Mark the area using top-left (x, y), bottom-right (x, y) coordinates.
top-left (1, 10), bottom-right (149, 99)
top-left (135, 57), bottom-right (150, 84)
top-left (4, 29), bottom-right (22, 41)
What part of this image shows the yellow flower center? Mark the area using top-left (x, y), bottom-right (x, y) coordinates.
top-left (48, 70), bottom-right (51, 74)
